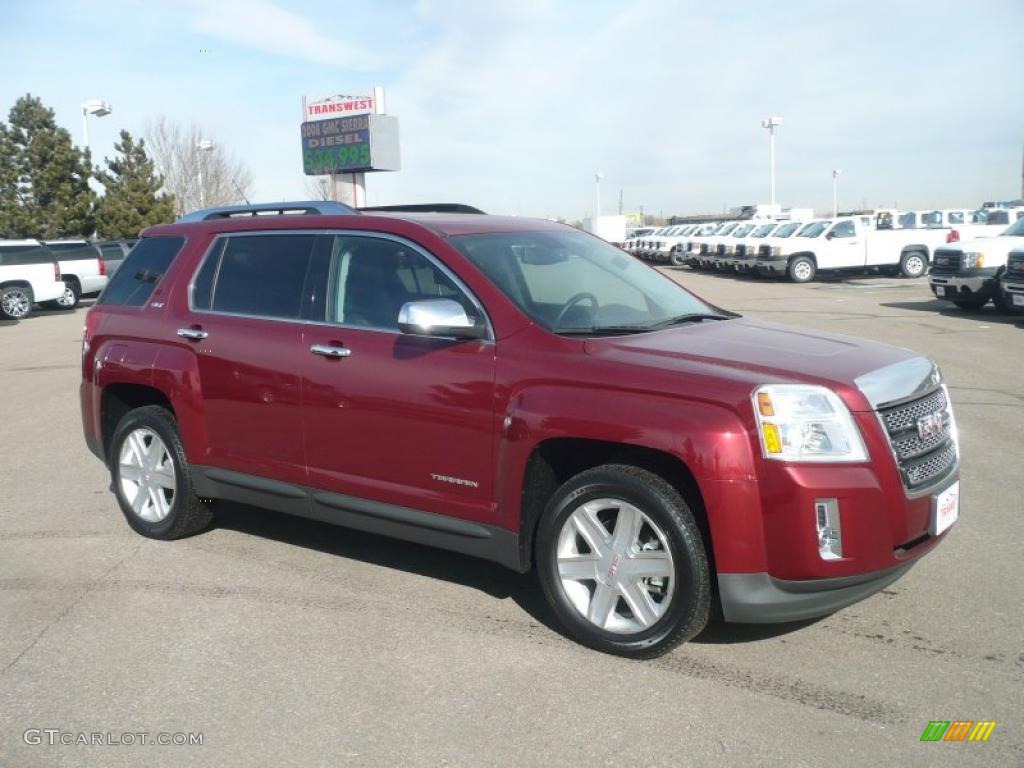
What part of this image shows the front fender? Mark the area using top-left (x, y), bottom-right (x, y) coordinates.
top-left (494, 383), bottom-right (768, 573)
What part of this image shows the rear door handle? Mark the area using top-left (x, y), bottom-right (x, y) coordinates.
top-left (310, 344), bottom-right (351, 358)
top-left (177, 328), bottom-right (208, 340)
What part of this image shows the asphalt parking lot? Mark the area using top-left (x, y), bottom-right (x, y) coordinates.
top-left (1, 273), bottom-right (1021, 768)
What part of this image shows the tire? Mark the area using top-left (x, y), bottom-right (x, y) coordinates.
top-left (109, 405), bottom-right (213, 540)
top-left (787, 255), bottom-right (816, 283)
top-left (0, 285), bottom-right (34, 320)
top-left (536, 464), bottom-right (710, 658)
top-left (899, 252), bottom-right (927, 279)
top-left (44, 278), bottom-right (80, 310)
top-left (670, 250), bottom-right (686, 267)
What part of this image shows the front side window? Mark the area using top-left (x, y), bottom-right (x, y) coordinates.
top-left (898, 212), bottom-right (918, 229)
top-left (829, 221), bottom-right (856, 238)
top-left (947, 211), bottom-right (965, 224)
top-left (453, 229), bottom-right (724, 333)
top-left (193, 234), bottom-right (318, 319)
top-left (328, 236), bottom-right (472, 331)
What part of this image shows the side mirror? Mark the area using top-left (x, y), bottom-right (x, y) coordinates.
top-left (825, 230), bottom-right (836, 240)
top-left (397, 299), bottom-right (486, 340)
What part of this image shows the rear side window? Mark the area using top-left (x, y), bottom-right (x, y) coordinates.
top-left (192, 234), bottom-right (319, 320)
top-left (99, 237), bottom-right (185, 306)
top-left (46, 243), bottom-right (101, 260)
top-left (0, 244), bottom-right (58, 266)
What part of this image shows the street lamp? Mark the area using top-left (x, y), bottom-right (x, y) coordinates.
top-left (760, 116), bottom-right (783, 212)
top-left (832, 169), bottom-right (842, 218)
top-left (197, 140), bottom-right (215, 207)
top-left (594, 172), bottom-right (604, 218)
top-left (81, 99), bottom-right (112, 153)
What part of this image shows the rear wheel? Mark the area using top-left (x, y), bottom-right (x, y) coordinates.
top-left (536, 464), bottom-right (710, 658)
top-left (110, 405), bottom-right (213, 540)
top-left (0, 285), bottom-right (33, 319)
top-left (899, 252), bottom-right (927, 279)
top-left (44, 278), bottom-right (80, 310)
top-left (788, 256), bottom-right (816, 283)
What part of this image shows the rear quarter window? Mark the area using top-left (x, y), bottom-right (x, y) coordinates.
top-left (0, 244), bottom-right (59, 266)
top-left (99, 237), bottom-right (186, 306)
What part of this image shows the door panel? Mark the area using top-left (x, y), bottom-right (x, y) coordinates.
top-left (173, 233), bottom-right (324, 486)
top-left (301, 234), bottom-right (498, 524)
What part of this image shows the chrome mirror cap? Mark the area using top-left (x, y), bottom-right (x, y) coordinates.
top-left (397, 299), bottom-right (485, 340)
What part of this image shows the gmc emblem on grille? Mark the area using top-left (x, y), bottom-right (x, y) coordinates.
top-left (916, 411), bottom-right (946, 440)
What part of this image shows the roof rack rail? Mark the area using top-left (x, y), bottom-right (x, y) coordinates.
top-left (358, 203), bottom-right (486, 215)
top-left (175, 201), bottom-right (357, 223)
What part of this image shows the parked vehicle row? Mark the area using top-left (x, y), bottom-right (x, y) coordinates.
top-left (929, 215), bottom-right (1024, 312)
top-left (0, 238), bottom-right (132, 320)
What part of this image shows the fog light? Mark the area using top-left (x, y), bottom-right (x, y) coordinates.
top-left (815, 499), bottom-right (842, 560)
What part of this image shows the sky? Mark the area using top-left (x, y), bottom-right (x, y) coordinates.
top-left (1, 0), bottom-right (1022, 220)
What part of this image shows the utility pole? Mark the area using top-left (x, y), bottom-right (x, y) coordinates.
top-left (618, 188), bottom-right (623, 215)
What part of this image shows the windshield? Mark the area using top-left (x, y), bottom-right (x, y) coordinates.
top-left (774, 222), bottom-right (802, 238)
top-left (753, 224), bottom-right (776, 237)
top-left (798, 221), bottom-right (829, 238)
top-left (1000, 216), bottom-right (1024, 236)
top-left (732, 224), bottom-right (755, 237)
top-left (452, 229), bottom-right (725, 333)
top-left (718, 223), bottom-right (739, 236)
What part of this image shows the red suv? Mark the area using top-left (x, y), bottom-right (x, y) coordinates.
top-left (80, 202), bottom-right (960, 657)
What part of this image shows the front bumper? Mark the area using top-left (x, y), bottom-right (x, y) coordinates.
top-left (718, 562), bottom-right (915, 623)
top-left (1001, 279), bottom-right (1024, 311)
top-left (928, 270), bottom-right (996, 301)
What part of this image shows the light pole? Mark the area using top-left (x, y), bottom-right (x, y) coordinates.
top-left (832, 169), bottom-right (842, 217)
top-left (81, 99), bottom-right (112, 154)
top-left (760, 116), bottom-right (783, 212)
top-left (197, 140), bottom-right (215, 207)
top-left (594, 172), bottom-right (604, 219)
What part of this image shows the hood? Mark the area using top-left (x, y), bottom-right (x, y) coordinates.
top-left (943, 234), bottom-right (1024, 255)
top-left (584, 318), bottom-right (923, 411)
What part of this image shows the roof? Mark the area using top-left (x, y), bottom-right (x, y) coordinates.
top-left (145, 211), bottom-right (568, 240)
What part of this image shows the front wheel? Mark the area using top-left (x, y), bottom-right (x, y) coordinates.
top-left (788, 256), bottom-right (816, 283)
top-left (109, 405), bottom-right (213, 540)
top-left (899, 252), bottom-right (927, 278)
top-left (536, 465), bottom-right (710, 658)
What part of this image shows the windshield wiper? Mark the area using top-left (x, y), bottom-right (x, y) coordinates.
top-left (645, 312), bottom-right (737, 330)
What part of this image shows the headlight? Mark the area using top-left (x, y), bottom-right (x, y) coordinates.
top-left (752, 385), bottom-right (868, 463)
top-left (771, 246), bottom-right (782, 256)
top-left (963, 251), bottom-right (985, 268)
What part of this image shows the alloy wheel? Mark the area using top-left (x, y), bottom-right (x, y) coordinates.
top-left (555, 498), bottom-right (675, 634)
top-left (2, 289), bottom-right (31, 319)
top-left (118, 428), bottom-right (177, 523)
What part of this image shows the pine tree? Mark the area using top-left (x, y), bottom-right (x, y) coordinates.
top-left (0, 94), bottom-right (95, 238)
top-left (95, 130), bottom-right (176, 239)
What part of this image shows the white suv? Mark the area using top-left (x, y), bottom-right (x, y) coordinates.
top-left (42, 240), bottom-right (109, 309)
top-left (0, 240), bottom-right (65, 320)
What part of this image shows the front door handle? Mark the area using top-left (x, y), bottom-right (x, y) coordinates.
top-left (177, 327), bottom-right (208, 340)
top-left (310, 343), bottom-right (351, 358)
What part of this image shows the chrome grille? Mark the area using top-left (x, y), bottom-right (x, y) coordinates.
top-left (878, 387), bottom-right (957, 492)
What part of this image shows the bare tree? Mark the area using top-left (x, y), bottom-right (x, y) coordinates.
top-left (305, 176), bottom-right (333, 201)
top-left (144, 116), bottom-right (254, 215)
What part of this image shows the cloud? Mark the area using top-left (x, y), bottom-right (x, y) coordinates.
top-left (186, 0), bottom-right (383, 71)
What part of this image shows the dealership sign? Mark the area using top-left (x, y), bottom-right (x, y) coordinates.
top-left (304, 93), bottom-right (376, 122)
top-left (301, 114), bottom-right (400, 175)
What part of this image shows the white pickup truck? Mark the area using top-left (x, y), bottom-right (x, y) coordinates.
top-left (42, 240), bottom-right (109, 309)
top-left (928, 216), bottom-right (1024, 310)
top-left (754, 216), bottom-right (949, 282)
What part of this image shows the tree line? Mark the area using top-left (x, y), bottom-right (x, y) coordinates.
top-left (0, 94), bottom-right (253, 241)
